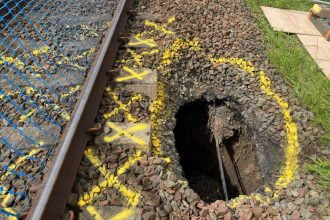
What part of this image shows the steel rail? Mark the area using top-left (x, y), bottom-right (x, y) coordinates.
top-left (27, 0), bottom-right (132, 219)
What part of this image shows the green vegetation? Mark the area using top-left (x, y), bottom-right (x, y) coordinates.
top-left (307, 160), bottom-right (330, 196)
top-left (245, 0), bottom-right (330, 190)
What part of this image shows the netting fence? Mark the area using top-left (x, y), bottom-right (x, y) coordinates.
top-left (0, 0), bottom-right (117, 218)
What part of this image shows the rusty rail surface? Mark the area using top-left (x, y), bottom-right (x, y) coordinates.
top-left (27, 0), bottom-right (132, 219)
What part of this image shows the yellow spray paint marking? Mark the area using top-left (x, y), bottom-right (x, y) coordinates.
top-left (209, 57), bottom-right (255, 76)
top-left (167, 17), bottom-right (176, 24)
top-left (0, 149), bottom-right (41, 210)
top-left (259, 71), bottom-right (299, 189)
top-left (0, 149), bottom-right (41, 182)
top-left (312, 4), bottom-right (322, 14)
top-left (19, 110), bottom-right (36, 123)
top-left (122, 49), bottom-right (159, 67)
top-left (1, 207), bottom-right (17, 220)
top-left (80, 24), bottom-right (99, 38)
top-left (77, 148), bottom-right (140, 207)
top-left (117, 150), bottom-right (142, 175)
top-left (111, 208), bottom-right (135, 220)
top-left (1, 194), bottom-right (13, 207)
top-left (0, 56), bottom-right (25, 71)
top-left (149, 82), bottom-right (165, 156)
top-left (104, 88), bottom-right (142, 123)
top-left (144, 20), bottom-right (174, 36)
top-left (159, 38), bottom-right (201, 68)
top-left (86, 206), bottom-right (103, 220)
top-left (60, 85), bottom-right (81, 99)
top-left (127, 37), bottom-right (158, 48)
top-left (32, 46), bottom-right (50, 56)
top-left (116, 66), bottom-right (152, 82)
top-left (229, 194), bottom-right (271, 209)
top-left (104, 122), bottom-right (149, 150)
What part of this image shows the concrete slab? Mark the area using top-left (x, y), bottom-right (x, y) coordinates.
top-left (100, 122), bottom-right (151, 152)
top-left (261, 6), bottom-right (321, 36)
top-left (114, 68), bottom-right (158, 100)
top-left (297, 34), bottom-right (330, 79)
top-left (122, 83), bottom-right (157, 100)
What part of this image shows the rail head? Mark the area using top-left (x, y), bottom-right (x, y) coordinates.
top-left (27, 0), bottom-right (132, 219)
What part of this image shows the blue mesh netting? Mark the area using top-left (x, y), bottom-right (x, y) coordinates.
top-left (0, 0), bottom-right (117, 218)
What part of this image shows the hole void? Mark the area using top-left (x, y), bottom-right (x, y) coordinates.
top-left (174, 99), bottom-right (264, 203)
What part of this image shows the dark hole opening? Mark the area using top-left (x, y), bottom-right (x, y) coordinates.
top-left (174, 99), bottom-right (263, 203)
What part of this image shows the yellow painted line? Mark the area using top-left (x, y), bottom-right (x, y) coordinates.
top-left (111, 208), bottom-right (135, 220)
top-left (86, 206), bottom-right (103, 220)
top-left (116, 66), bottom-right (151, 82)
top-left (117, 150), bottom-right (142, 175)
top-left (209, 57), bottom-right (255, 76)
top-left (229, 194), bottom-right (271, 209)
top-left (149, 82), bottom-right (165, 156)
top-left (259, 71), bottom-right (299, 189)
top-left (159, 38), bottom-right (201, 68)
top-left (77, 148), bottom-right (140, 207)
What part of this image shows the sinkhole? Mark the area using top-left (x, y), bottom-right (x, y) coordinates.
top-left (174, 99), bottom-right (264, 203)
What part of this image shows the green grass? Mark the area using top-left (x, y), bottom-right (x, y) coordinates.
top-left (245, 0), bottom-right (330, 191)
top-left (307, 160), bottom-right (330, 196)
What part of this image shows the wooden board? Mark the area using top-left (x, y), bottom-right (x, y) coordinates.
top-left (261, 6), bottom-right (321, 36)
top-left (297, 34), bottom-right (330, 79)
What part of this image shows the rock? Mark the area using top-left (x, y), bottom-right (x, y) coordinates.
top-left (164, 180), bottom-right (176, 188)
top-left (13, 179), bottom-right (25, 189)
top-left (291, 190), bottom-right (299, 198)
top-left (215, 205), bottom-right (228, 216)
top-left (209, 212), bottom-right (217, 220)
top-left (287, 202), bottom-right (297, 214)
top-left (252, 207), bottom-right (263, 217)
top-left (239, 208), bottom-right (253, 220)
top-left (295, 198), bottom-right (305, 206)
top-left (292, 210), bottom-right (301, 220)
top-left (142, 191), bottom-right (160, 207)
top-left (307, 197), bottom-right (320, 206)
top-left (300, 208), bottom-right (312, 219)
top-left (142, 211), bottom-right (156, 220)
top-left (224, 212), bottom-right (232, 220)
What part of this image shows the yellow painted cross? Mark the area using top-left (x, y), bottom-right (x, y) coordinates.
top-left (103, 88), bottom-right (142, 123)
top-left (116, 66), bottom-right (152, 82)
top-left (103, 122), bottom-right (149, 151)
top-left (127, 37), bottom-right (157, 48)
top-left (77, 147), bottom-right (141, 219)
